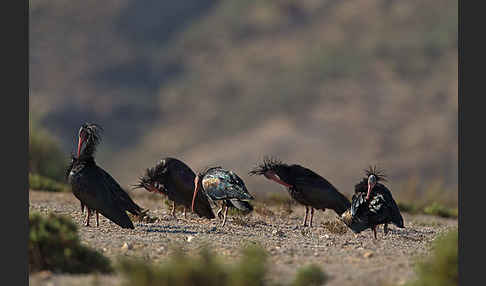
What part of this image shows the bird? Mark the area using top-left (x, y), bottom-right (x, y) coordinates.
top-left (134, 157), bottom-right (215, 219)
top-left (340, 166), bottom-right (404, 239)
top-left (191, 166), bottom-right (254, 227)
top-left (249, 156), bottom-right (351, 227)
top-left (67, 123), bottom-right (145, 229)
top-left (66, 155), bottom-right (90, 219)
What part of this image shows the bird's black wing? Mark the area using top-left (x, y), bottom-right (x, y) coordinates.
top-left (71, 167), bottom-right (136, 229)
top-left (202, 170), bottom-right (253, 201)
top-left (375, 184), bottom-right (404, 228)
top-left (292, 168), bottom-right (350, 215)
top-left (227, 199), bottom-right (253, 214)
top-left (98, 166), bottom-right (144, 216)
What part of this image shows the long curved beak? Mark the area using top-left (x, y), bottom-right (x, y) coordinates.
top-left (191, 176), bottom-right (200, 212)
top-left (267, 173), bottom-right (292, 188)
top-left (366, 182), bottom-right (375, 200)
top-left (77, 136), bottom-right (84, 158)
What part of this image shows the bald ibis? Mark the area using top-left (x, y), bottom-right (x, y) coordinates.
top-left (249, 157), bottom-right (350, 227)
top-left (67, 123), bottom-right (145, 229)
top-left (340, 166), bottom-right (404, 239)
top-left (134, 157), bottom-right (215, 219)
top-left (192, 167), bottom-right (254, 227)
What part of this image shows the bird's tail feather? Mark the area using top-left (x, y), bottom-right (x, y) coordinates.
top-left (228, 199), bottom-right (254, 214)
top-left (339, 209), bottom-right (369, 233)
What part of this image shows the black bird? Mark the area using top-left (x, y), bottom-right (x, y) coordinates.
top-left (191, 167), bottom-right (254, 226)
top-left (340, 166), bottom-right (404, 239)
top-left (67, 123), bottom-right (144, 229)
top-left (134, 157), bottom-right (215, 219)
top-left (249, 157), bottom-right (351, 227)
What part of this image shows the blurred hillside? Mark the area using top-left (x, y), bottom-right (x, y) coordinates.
top-left (29, 0), bottom-right (457, 197)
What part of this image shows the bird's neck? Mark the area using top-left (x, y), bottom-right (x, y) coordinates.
top-left (77, 154), bottom-right (96, 166)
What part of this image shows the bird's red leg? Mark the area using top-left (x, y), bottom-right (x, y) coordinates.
top-left (84, 208), bottom-right (91, 227)
top-left (171, 201), bottom-right (176, 218)
top-left (302, 206), bottom-right (309, 226)
top-left (372, 226), bottom-right (377, 239)
top-left (96, 211), bottom-right (99, 227)
top-left (221, 205), bottom-right (228, 227)
top-left (217, 202), bottom-right (224, 220)
top-left (310, 208), bottom-right (315, 228)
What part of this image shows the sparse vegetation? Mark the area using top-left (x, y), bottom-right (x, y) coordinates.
top-left (396, 179), bottom-right (458, 218)
top-left (254, 203), bottom-right (276, 217)
top-left (405, 228), bottom-right (457, 286)
top-left (397, 201), bottom-right (457, 219)
top-left (29, 118), bottom-right (67, 182)
top-left (118, 244), bottom-right (326, 286)
top-left (291, 264), bottom-right (327, 286)
top-left (29, 212), bottom-right (112, 274)
top-left (322, 220), bottom-right (348, 235)
top-left (29, 173), bottom-right (70, 192)
top-left (423, 203), bottom-right (457, 219)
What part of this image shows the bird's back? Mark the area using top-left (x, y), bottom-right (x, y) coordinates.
top-left (288, 165), bottom-right (350, 215)
top-left (202, 167), bottom-right (254, 201)
top-left (164, 158), bottom-right (215, 219)
top-left (69, 159), bottom-right (139, 229)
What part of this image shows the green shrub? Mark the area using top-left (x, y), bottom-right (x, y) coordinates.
top-left (119, 244), bottom-right (325, 286)
top-left (423, 203), bottom-right (458, 218)
top-left (29, 118), bottom-right (67, 181)
top-left (228, 245), bottom-right (267, 286)
top-left (405, 229), bottom-right (458, 286)
top-left (118, 247), bottom-right (229, 286)
top-left (291, 264), bottom-right (327, 286)
top-left (397, 202), bottom-right (421, 214)
top-left (29, 212), bottom-right (112, 274)
top-left (29, 173), bottom-right (70, 192)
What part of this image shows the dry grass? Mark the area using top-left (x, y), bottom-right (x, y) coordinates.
top-left (254, 203), bottom-right (276, 217)
top-left (322, 220), bottom-right (349, 235)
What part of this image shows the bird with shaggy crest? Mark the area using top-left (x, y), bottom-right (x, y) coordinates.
top-left (134, 157), bottom-right (215, 219)
top-left (67, 123), bottom-right (145, 229)
top-left (249, 156), bottom-right (351, 227)
top-left (340, 166), bottom-right (404, 239)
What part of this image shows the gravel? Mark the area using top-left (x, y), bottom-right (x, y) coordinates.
top-left (29, 191), bottom-right (457, 286)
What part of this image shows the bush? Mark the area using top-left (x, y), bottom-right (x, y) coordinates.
top-left (228, 245), bottom-right (267, 286)
top-left (291, 264), bottom-right (327, 286)
top-left (405, 229), bottom-right (458, 286)
top-left (397, 201), bottom-right (457, 219)
top-left (29, 173), bottom-right (70, 192)
top-left (118, 244), bottom-right (326, 286)
top-left (29, 118), bottom-right (67, 181)
top-left (29, 212), bottom-right (112, 274)
top-left (423, 203), bottom-right (458, 218)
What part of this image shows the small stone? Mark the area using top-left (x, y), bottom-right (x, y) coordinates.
top-left (187, 235), bottom-right (195, 242)
top-left (121, 242), bottom-right (132, 250)
top-left (101, 248), bottom-right (107, 252)
top-left (321, 234), bottom-right (330, 239)
top-left (363, 251), bottom-right (374, 258)
top-left (272, 229), bottom-right (285, 237)
top-left (157, 246), bottom-right (165, 254)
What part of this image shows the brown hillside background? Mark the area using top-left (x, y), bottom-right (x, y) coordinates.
top-left (29, 0), bottom-right (457, 199)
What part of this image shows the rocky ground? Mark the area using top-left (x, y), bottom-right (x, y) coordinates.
top-left (29, 191), bottom-right (457, 286)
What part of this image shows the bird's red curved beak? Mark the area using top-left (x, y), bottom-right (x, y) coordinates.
top-left (266, 172), bottom-right (292, 188)
top-left (77, 135), bottom-right (85, 158)
top-left (366, 182), bottom-right (375, 200)
top-left (191, 176), bottom-right (200, 212)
